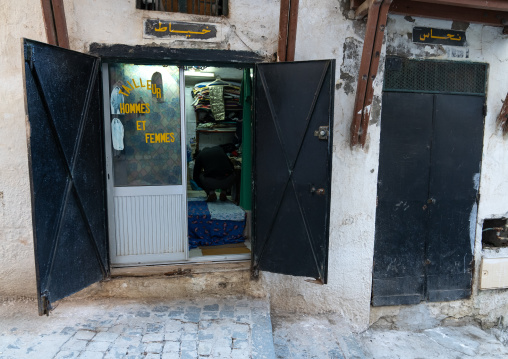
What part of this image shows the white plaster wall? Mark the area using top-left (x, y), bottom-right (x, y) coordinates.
top-left (64, 0), bottom-right (279, 57)
top-left (0, 0), bottom-right (47, 298)
top-left (4, 0), bottom-right (508, 331)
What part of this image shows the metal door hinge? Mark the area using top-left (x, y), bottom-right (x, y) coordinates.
top-left (24, 44), bottom-right (34, 66)
top-left (314, 126), bottom-right (329, 140)
top-left (41, 291), bottom-right (52, 316)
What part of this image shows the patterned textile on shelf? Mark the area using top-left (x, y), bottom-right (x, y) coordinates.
top-left (187, 197), bottom-right (245, 249)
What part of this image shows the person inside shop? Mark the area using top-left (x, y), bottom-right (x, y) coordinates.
top-left (193, 144), bottom-right (236, 202)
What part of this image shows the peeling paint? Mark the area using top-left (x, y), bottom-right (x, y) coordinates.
top-left (340, 37), bottom-right (362, 96)
top-left (470, 203), bottom-right (478, 254)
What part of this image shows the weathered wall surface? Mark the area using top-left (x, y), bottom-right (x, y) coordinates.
top-left (369, 14), bottom-right (508, 328)
top-left (64, 0), bottom-right (278, 58)
top-left (0, 0), bottom-right (46, 298)
top-left (3, 0), bottom-right (508, 332)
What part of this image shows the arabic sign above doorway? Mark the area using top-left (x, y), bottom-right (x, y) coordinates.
top-left (413, 27), bottom-right (466, 46)
top-left (144, 19), bottom-right (217, 40)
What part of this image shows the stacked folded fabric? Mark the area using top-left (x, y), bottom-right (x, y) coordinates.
top-left (192, 81), bottom-right (242, 113)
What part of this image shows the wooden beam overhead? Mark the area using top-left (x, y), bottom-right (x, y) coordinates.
top-left (351, 0), bottom-right (393, 147)
top-left (40, 0), bottom-right (69, 48)
top-left (411, 0), bottom-right (508, 12)
top-left (277, 0), bottom-right (299, 62)
top-left (286, 0), bottom-right (299, 62)
top-left (390, 0), bottom-right (508, 27)
top-left (277, 0), bottom-right (290, 62)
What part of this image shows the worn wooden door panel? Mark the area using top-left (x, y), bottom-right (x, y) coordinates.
top-left (372, 92), bottom-right (433, 306)
top-left (253, 60), bottom-right (334, 282)
top-left (23, 39), bottom-right (108, 315)
top-left (426, 94), bottom-right (484, 302)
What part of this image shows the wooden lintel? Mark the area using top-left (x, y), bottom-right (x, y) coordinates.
top-left (350, 1), bottom-right (383, 146)
top-left (411, 0), bottom-right (508, 12)
top-left (286, 0), bottom-right (299, 62)
top-left (39, 0), bottom-right (69, 48)
top-left (277, 0), bottom-right (299, 62)
top-left (359, 0), bottom-right (392, 146)
top-left (390, 0), bottom-right (508, 27)
top-left (51, 0), bottom-right (69, 49)
top-left (40, 0), bottom-right (57, 46)
top-left (277, 0), bottom-right (290, 62)
top-left (497, 92), bottom-right (508, 134)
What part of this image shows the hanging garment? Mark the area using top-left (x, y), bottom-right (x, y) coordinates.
top-left (209, 85), bottom-right (226, 121)
top-left (111, 118), bottom-right (124, 150)
top-left (110, 86), bottom-right (124, 114)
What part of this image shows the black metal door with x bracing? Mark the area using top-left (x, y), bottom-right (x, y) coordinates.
top-left (253, 60), bottom-right (334, 283)
top-left (23, 39), bottom-right (108, 315)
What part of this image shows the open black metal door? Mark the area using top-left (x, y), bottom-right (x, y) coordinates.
top-left (23, 39), bottom-right (108, 315)
top-left (252, 60), bottom-right (334, 283)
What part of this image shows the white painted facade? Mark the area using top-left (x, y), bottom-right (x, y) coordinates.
top-left (1, 0), bottom-right (508, 331)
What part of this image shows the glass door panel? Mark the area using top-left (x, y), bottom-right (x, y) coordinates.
top-left (104, 64), bottom-right (188, 266)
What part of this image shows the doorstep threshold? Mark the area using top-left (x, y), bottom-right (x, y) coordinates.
top-left (110, 258), bottom-right (250, 277)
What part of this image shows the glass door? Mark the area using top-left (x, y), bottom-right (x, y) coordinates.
top-left (103, 63), bottom-right (187, 266)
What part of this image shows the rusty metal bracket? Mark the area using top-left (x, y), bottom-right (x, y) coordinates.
top-left (350, 0), bottom-right (392, 147)
top-left (314, 126), bottom-right (329, 140)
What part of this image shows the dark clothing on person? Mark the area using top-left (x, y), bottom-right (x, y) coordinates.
top-left (193, 146), bottom-right (235, 199)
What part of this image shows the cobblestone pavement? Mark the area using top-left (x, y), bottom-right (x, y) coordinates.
top-left (0, 296), bottom-right (275, 359)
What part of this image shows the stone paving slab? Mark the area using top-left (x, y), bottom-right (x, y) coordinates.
top-left (0, 297), bottom-right (275, 359)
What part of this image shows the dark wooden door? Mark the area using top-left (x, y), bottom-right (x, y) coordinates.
top-left (373, 92), bottom-right (484, 306)
top-left (252, 60), bottom-right (334, 283)
top-left (23, 39), bottom-right (108, 315)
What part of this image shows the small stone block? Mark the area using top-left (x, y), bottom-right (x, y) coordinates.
top-left (145, 342), bottom-right (164, 354)
top-left (86, 340), bottom-right (111, 352)
top-left (163, 340), bottom-right (180, 353)
top-left (92, 332), bottom-right (119, 342)
top-left (142, 333), bottom-right (164, 343)
top-left (180, 340), bottom-right (197, 352)
top-left (180, 351), bottom-right (198, 359)
top-left (203, 304), bottom-right (219, 311)
top-left (197, 341), bottom-right (213, 356)
top-left (164, 332), bottom-right (181, 341)
top-left (74, 330), bottom-right (96, 341)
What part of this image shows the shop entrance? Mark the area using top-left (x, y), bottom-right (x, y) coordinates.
top-left (23, 39), bottom-right (335, 314)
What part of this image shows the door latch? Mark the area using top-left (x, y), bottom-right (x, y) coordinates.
top-left (310, 186), bottom-right (326, 195)
top-left (314, 126), bottom-right (329, 140)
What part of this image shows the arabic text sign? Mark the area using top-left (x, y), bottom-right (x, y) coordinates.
top-left (144, 19), bottom-right (217, 39)
top-left (413, 27), bottom-right (466, 46)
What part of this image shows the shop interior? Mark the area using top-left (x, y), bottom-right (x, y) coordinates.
top-left (184, 66), bottom-right (252, 260)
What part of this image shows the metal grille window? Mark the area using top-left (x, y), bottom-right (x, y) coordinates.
top-left (384, 57), bottom-right (488, 96)
top-left (137, 0), bottom-right (228, 16)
